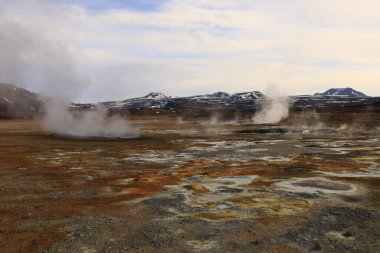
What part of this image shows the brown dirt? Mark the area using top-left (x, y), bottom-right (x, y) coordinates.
top-left (0, 117), bottom-right (379, 253)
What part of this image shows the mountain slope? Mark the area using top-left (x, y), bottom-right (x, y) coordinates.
top-left (0, 83), bottom-right (44, 118)
top-left (315, 88), bottom-right (368, 97)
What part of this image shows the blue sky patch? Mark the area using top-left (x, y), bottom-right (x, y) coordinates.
top-left (68, 0), bottom-right (167, 12)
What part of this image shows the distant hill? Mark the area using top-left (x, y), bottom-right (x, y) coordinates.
top-left (314, 88), bottom-right (368, 97)
top-left (97, 91), bottom-right (265, 113)
top-left (98, 89), bottom-right (379, 115)
top-left (1, 84), bottom-right (379, 118)
top-left (187, 91), bottom-right (264, 100)
top-left (0, 83), bottom-right (44, 118)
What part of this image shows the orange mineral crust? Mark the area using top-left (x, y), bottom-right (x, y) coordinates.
top-left (0, 118), bottom-right (379, 253)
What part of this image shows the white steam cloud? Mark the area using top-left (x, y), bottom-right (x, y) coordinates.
top-left (42, 100), bottom-right (137, 138)
top-left (0, 1), bottom-right (138, 138)
top-left (253, 84), bottom-right (290, 124)
top-left (42, 101), bottom-right (137, 138)
top-left (41, 99), bottom-right (137, 139)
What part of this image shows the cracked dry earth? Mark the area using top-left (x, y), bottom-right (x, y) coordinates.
top-left (0, 117), bottom-right (379, 253)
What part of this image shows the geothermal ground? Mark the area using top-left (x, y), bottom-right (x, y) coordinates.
top-left (0, 116), bottom-right (379, 253)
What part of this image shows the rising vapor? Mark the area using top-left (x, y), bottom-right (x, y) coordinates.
top-left (0, 1), bottom-right (138, 138)
top-left (42, 100), bottom-right (137, 138)
top-left (253, 84), bottom-right (290, 124)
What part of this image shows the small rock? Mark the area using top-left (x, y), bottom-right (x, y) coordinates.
top-left (76, 175), bottom-right (94, 181)
top-left (302, 129), bottom-right (311, 135)
top-left (250, 239), bottom-right (263, 246)
top-left (185, 184), bottom-right (210, 193)
top-left (69, 167), bottom-right (83, 170)
top-left (215, 201), bottom-right (235, 210)
top-left (160, 172), bottom-right (177, 176)
top-left (342, 231), bottom-right (354, 237)
top-left (311, 243), bottom-right (322, 251)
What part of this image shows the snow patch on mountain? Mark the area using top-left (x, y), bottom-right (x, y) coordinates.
top-left (143, 92), bottom-right (172, 100)
top-left (231, 91), bottom-right (264, 99)
top-left (190, 91), bottom-right (264, 100)
top-left (190, 92), bottom-right (230, 99)
top-left (2, 97), bottom-right (13, 103)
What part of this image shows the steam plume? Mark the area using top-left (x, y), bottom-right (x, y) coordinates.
top-left (0, 1), bottom-right (137, 138)
top-left (42, 100), bottom-right (137, 138)
top-left (253, 85), bottom-right (289, 124)
top-left (42, 101), bottom-right (137, 138)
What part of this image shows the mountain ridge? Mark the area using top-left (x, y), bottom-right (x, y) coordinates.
top-left (314, 87), bottom-right (368, 97)
top-left (1, 83), bottom-right (379, 117)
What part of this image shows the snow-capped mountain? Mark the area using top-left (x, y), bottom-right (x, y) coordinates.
top-left (99, 89), bottom-right (380, 113)
top-left (190, 91), bottom-right (264, 100)
top-left (1, 84), bottom-right (379, 117)
top-left (315, 88), bottom-right (368, 97)
top-left (143, 92), bottom-right (172, 100)
top-left (98, 91), bottom-right (265, 112)
top-left (190, 92), bottom-right (231, 99)
top-left (231, 91), bottom-right (264, 100)
top-left (204, 92), bottom-right (230, 99)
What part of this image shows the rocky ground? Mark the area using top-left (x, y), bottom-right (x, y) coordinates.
top-left (0, 116), bottom-right (379, 253)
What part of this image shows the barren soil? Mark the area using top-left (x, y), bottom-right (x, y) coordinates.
top-left (0, 116), bottom-right (379, 253)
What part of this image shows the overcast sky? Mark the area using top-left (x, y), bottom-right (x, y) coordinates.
top-left (1, 0), bottom-right (380, 101)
